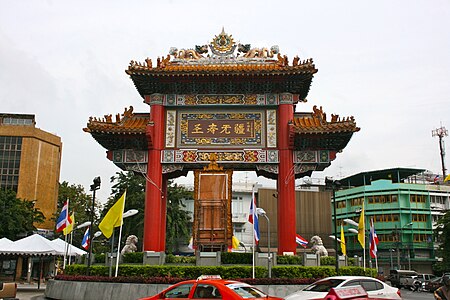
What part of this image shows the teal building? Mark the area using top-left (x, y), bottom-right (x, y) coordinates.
top-left (334, 168), bottom-right (450, 274)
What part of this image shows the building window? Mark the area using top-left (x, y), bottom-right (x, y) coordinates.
top-left (410, 194), bottom-right (426, 203)
top-left (430, 195), bottom-right (446, 205)
top-left (411, 214), bottom-right (428, 222)
top-left (367, 194), bottom-right (398, 204)
top-left (337, 201), bottom-right (346, 208)
top-left (373, 214), bottom-right (399, 223)
top-left (413, 234), bottom-right (432, 243)
top-left (351, 197), bottom-right (364, 206)
top-left (0, 136), bottom-right (22, 192)
top-left (2, 117), bottom-right (33, 126)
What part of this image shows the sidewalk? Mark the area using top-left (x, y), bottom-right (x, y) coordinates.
top-left (17, 282), bottom-right (47, 290)
top-left (17, 282), bottom-right (47, 300)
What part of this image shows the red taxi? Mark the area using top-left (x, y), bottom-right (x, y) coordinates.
top-left (139, 275), bottom-right (282, 300)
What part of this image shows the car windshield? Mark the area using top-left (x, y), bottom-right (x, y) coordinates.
top-left (226, 283), bottom-right (266, 298)
top-left (303, 279), bottom-right (346, 292)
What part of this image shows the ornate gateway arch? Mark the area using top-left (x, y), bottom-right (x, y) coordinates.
top-left (84, 29), bottom-right (359, 254)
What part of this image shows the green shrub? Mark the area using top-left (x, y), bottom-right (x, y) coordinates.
top-left (94, 253), bottom-right (105, 264)
top-left (64, 264), bottom-right (376, 280)
top-left (165, 254), bottom-right (196, 264)
top-left (65, 264), bottom-right (266, 279)
top-left (320, 256), bottom-right (335, 266)
top-left (123, 252), bottom-right (144, 263)
top-left (277, 255), bottom-right (303, 265)
top-left (221, 252), bottom-right (252, 264)
top-left (347, 257), bottom-right (357, 266)
top-left (272, 266), bottom-right (336, 279)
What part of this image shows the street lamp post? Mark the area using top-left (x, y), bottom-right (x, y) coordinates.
top-left (389, 249), bottom-right (395, 270)
top-left (325, 177), bottom-right (341, 274)
top-left (257, 207), bottom-right (271, 278)
top-left (87, 176), bottom-right (100, 275)
top-left (395, 222), bottom-right (413, 270)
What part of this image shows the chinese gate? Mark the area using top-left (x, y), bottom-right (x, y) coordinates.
top-left (84, 29), bottom-right (359, 254)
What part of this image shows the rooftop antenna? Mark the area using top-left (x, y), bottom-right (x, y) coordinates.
top-left (432, 124), bottom-right (448, 179)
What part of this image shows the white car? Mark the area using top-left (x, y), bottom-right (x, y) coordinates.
top-left (284, 276), bottom-right (401, 300)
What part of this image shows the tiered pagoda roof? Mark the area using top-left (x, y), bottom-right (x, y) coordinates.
top-left (125, 29), bottom-right (317, 100)
top-left (84, 105), bottom-right (359, 152)
top-left (291, 105), bottom-right (360, 150)
top-left (83, 106), bottom-right (149, 150)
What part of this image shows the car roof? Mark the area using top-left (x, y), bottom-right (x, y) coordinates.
top-left (176, 279), bottom-right (243, 285)
top-left (319, 276), bottom-right (379, 280)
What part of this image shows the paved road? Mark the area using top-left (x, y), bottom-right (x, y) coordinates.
top-left (16, 284), bottom-right (436, 300)
top-left (16, 284), bottom-right (46, 300)
top-left (400, 288), bottom-right (435, 300)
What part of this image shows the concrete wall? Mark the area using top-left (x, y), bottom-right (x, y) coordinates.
top-left (45, 280), bottom-right (306, 300)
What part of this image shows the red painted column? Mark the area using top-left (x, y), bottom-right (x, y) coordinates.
top-left (277, 95), bottom-right (297, 255)
top-left (144, 95), bottom-right (165, 252)
top-left (159, 177), bottom-right (168, 251)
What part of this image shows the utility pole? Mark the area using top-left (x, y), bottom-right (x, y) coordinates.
top-left (432, 125), bottom-right (448, 179)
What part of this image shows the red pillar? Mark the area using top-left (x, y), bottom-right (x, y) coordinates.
top-left (159, 177), bottom-right (168, 251)
top-left (277, 98), bottom-right (297, 254)
top-left (143, 96), bottom-right (165, 252)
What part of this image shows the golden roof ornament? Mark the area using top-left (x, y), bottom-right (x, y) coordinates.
top-left (210, 27), bottom-right (236, 56)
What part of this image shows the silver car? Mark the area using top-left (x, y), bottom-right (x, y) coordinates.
top-left (284, 276), bottom-right (401, 300)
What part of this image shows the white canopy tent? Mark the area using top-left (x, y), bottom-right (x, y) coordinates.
top-left (0, 237), bottom-right (14, 248)
top-left (0, 234), bottom-right (86, 256)
top-left (51, 238), bottom-right (87, 256)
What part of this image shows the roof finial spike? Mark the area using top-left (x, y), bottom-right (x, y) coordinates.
top-left (221, 26), bottom-right (226, 35)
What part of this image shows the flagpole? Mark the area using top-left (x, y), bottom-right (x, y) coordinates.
top-left (68, 231), bottom-right (73, 265)
top-left (63, 199), bottom-right (69, 270)
top-left (114, 190), bottom-right (126, 277)
top-left (251, 189), bottom-right (255, 279)
top-left (375, 254), bottom-right (378, 272)
top-left (63, 232), bottom-right (68, 269)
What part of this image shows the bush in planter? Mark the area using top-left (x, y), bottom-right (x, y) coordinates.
top-left (320, 256), bottom-right (335, 266)
top-left (123, 252), bottom-right (144, 263)
top-left (165, 254), bottom-right (196, 264)
top-left (221, 252), bottom-right (252, 264)
top-left (65, 264), bottom-right (266, 279)
top-left (277, 254), bottom-right (303, 265)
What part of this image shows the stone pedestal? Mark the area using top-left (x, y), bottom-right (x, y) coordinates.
top-left (338, 255), bottom-right (347, 268)
top-left (304, 253), bottom-right (320, 266)
top-left (143, 251), bottom-right (166, 265)
top-left (196, 252), bottom-right (221, 266)
top-left (255, 252), bottom-right (277, 268)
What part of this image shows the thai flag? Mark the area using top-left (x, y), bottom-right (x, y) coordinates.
top-left (81, 227), bottom-right (90, 250)
top-left (296, 234), bottom-right (308, 248)
top-left (56, 200), bottom-right (71, 232)
top-left (248, 191), bottom-right (260, 244)
top-left (369, 218), bottom-right (379, 258)
top-left (434, 175), bottom-right (440, 184)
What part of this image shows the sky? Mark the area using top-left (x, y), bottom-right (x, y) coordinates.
top-left (1, 0), bottom-right (449, 203)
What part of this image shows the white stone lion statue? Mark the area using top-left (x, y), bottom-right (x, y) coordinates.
top-left (121, 235), bottom-right (138, 255)
top-left (310, 235), bottom-right (328, 257)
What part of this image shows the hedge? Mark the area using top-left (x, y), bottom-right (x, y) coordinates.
top-left (64, 264), bottom-right (376, 280)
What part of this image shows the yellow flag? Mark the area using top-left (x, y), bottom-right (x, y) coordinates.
top-left (99, 191), bottom-right (126, 238)
top-left (444, 174), bottom-right (450, 183)
top-left (63, 213), bottom-right (75, 235)
top-left (340, 223), bottom-right (346, 256)
top-left (232, 236), bottom-right (240, 249)
top-left (358, 201), bottom-right (365, 249)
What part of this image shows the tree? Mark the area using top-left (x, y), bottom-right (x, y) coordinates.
top-left (165, 181), bottom-right (193, 254)
top-left (102, 171), bottom-right (146, 253)
top-left (0, 189), bottom-right (44, 240)
top-left (434, 210), bottom-right (450, 274)
top-left (100, 172), bottom-right (192, 254)
top-left (56, 181), bottom-right (95, 248)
